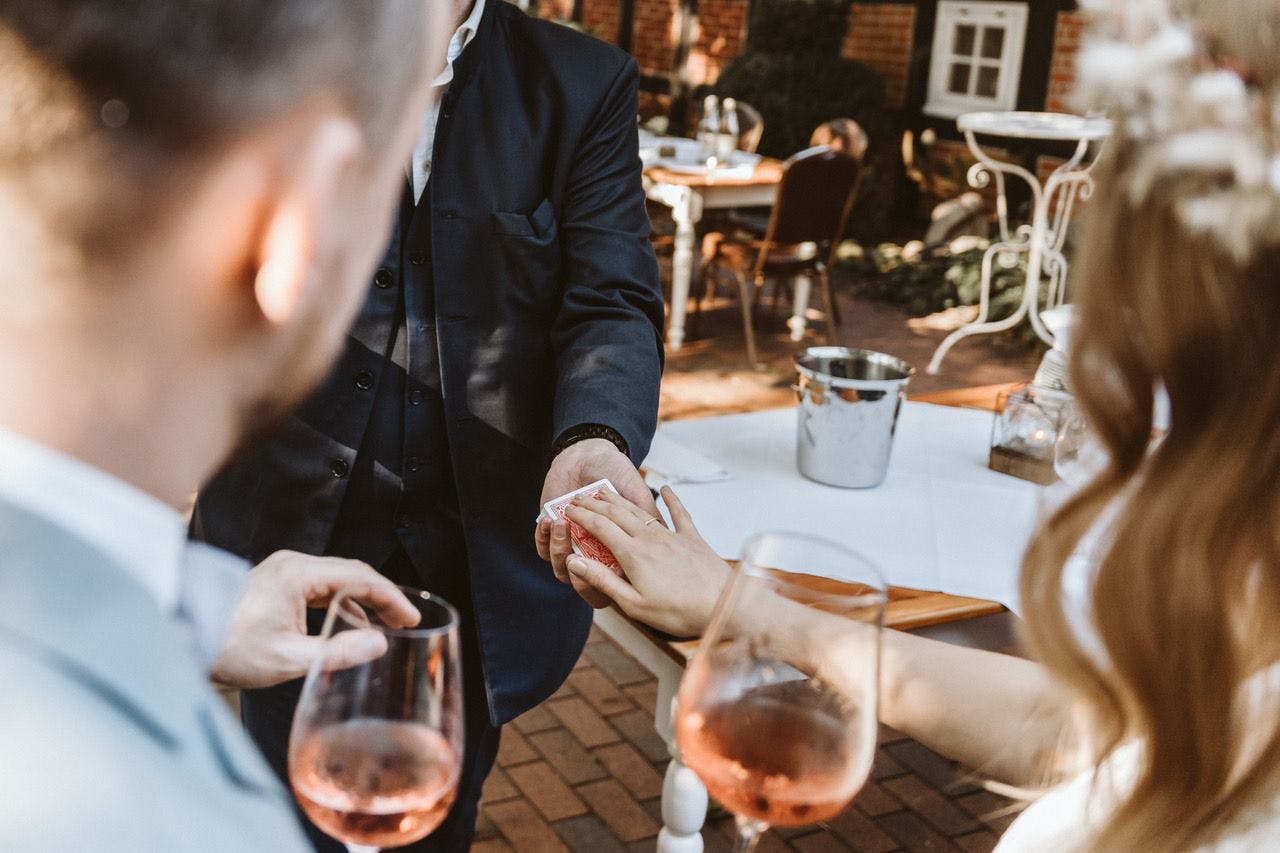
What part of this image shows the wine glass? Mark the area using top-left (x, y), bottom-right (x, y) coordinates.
top-left (676, 532), bottom-right (886, 852)
top-left (288, 587), bottom-right (463, 853)
top-left (1053, 400), bottom-right (1105, 487)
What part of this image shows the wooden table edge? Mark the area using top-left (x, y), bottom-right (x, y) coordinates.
top-left (643, 158), bottom-right (784, 188)
top-left (619, 587), bottom-right (1007, 668)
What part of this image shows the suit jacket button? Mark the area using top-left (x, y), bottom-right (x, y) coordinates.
top-left (410, 252), bottom-right (428, 266)
top-left (374, 269), bottom-right (393, 289)
top-left (354, 370), bottom-right (375, 390)
top-left (406, 456), bottom-right (422, 473)
top-left (408, 390), bottom-right (425, 406)
top-left (329, 459), bottom-right (349, 478)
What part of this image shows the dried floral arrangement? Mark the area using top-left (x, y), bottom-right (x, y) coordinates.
top-left (1075, 0), bottom-right (1280, 262)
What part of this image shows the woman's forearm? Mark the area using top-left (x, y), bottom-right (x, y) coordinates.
top-left (771, 604), bottom-right (1070, 787)
top-left (878, 628), bottom-right (1070, 786)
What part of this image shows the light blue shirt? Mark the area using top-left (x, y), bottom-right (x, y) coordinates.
top-left (0, 430), bottom-right (309, 851)
top-left (0, 427), bottom-right (249, 669)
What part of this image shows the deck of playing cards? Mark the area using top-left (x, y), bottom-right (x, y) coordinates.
top-left (541, 479), bottom-right (623, 572)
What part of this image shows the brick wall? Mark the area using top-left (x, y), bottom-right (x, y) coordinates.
top-left (631, 0), bottom-right (680, 76)
top-left (618, 0), bottom-right (917, 101)
top-left (1045, 11), bottom-right (1086, 114)
top-left (536, 0), bottom-right (574, 21)
top-left (841, 3), bottom-right (916, 110)
top-left (582, 0), bottom-right (622, 44)
top-left (686, 0), bottom-right (750, 86)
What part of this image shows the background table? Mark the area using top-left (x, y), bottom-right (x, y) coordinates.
top-left (596, 385), bottom-right (1037, 852)
top-left (644, 160), bottom-right (782, 351)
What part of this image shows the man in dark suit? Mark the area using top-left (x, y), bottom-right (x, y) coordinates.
top-left (195, 1), bottom-right (665, 849)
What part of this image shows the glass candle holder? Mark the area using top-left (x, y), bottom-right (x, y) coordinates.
top-left (989, 385), bottom-right (1065, 485)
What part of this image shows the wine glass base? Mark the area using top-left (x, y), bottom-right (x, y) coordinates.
top-left (733, 816), bottom-right (769, 853)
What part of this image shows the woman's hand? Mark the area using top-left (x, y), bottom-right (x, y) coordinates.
top-left (563, 485), bottom-right (730, 638)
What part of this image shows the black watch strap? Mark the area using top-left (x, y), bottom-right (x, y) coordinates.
top-left (553, 423), bottom-right (629, 459)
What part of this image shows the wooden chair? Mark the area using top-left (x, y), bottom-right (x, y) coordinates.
top-left (700, 145), bottom-right (862, 366)
top-left (733, 101), bottom-right (765, 154)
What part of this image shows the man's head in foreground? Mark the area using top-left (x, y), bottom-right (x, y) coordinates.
top-left (0, 0), bottom-right (446, 504)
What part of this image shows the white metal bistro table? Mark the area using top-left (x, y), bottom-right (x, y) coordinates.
top-left (597, 389), bottom-right (1041, 851)
top-left (927, 111), bottom-right (1112, 374)
top-left (643, 153), bottom-right (782, 351)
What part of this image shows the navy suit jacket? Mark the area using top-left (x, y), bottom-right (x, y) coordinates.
top-left (195, 2), bottom-right (664, 724)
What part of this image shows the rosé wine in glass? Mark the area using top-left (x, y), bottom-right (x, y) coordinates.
top-left (675, 532), bottom-right (885, 852)
top-left (289, 587), bottom-right (463, 853)
top-left (291, 719), bottom-right (458, 848)
top-left (677, 680), bottom-right (866, 827)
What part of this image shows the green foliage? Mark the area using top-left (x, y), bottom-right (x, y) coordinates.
top-left (839, 245), bottom-right (1044, 344)
top-left (744, 0), bottom-right (851, 56)
top-left (712, 0), bottom-right (898, 241)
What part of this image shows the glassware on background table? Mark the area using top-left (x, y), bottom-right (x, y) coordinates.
top-left (698, 94), bottom-right (721, 167)
top-left (715, 97), bottom-right (740, 164)
top-left (676, 532), bottom-right (886, 852)
top-left (288, 587), bottom-right (463, 853)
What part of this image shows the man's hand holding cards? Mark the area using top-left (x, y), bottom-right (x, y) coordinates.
top-left (540, 479), bottom-right (624, 573)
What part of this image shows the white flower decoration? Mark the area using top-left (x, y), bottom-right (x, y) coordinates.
top-left (1189, 71), bottom-right (1250, 126)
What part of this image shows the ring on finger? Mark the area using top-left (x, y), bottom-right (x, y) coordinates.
top-left (644, 517), bottom-right (664, 528)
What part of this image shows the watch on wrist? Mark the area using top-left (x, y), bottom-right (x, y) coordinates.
top-left (553, 423), bottom-right (629, 459)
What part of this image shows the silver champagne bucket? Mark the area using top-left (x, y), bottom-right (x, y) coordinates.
top-left (794, 347), bottom-right (915, 488)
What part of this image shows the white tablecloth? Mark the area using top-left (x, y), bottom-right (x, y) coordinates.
top-left (644, 403), bottom-right (1042, 613)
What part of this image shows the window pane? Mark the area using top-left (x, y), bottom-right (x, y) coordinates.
top-left (976, 65), bottom-right (1000, 98)
top-left (953, 24), bottom-right (977, 56)
top-left (981, 26), bottom-right (1005, 60)
top-left (948, 62), bottom-right (972, 95)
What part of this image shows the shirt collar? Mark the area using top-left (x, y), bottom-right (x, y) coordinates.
top-left (0, 427), bottom-right (185, 614)
top-left (433, 0), bottom-right (486, 87)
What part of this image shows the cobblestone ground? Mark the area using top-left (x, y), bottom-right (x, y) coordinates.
top-left (472, 627), bottom-right (1019, 852)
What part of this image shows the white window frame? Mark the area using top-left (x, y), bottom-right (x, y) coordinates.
top-left (924, 1), bottom-right (1029, 119)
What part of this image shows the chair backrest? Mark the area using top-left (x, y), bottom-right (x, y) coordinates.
top-left (765, 145), bottom-right (863, 248)
top-left (735, 101), bottom-right (764, 154)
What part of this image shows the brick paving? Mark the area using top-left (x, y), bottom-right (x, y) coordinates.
top-left (473, 627), bottom-right (1015, 852)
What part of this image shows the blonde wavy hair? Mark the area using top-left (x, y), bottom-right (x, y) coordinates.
top-left (1020, 0), bottom-right (1280, 849)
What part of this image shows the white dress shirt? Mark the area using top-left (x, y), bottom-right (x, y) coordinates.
top-left (997, 664), bottom-right (1280, 850)
top-left (410, 0), bottom-right (486, 202)
top-left (0, 427), bottom-right (247, 668)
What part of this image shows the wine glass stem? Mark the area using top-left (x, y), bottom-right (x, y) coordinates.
top-left (733, 816), bottom-right (767, 853)
top-left (346, 845), bottom-right (378, 853)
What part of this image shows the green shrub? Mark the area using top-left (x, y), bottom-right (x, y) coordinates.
top-left (839, 245), bottom-right (1047, 345)
top-left (742, 0), bottom-right (850, 56)
top-left (713, 0), bottom-right (899, 241)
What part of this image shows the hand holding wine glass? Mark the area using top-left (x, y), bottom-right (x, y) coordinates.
top-left (288, 587), bottom-right (463, 853)
top-left (675, 532), bottom-right (886, 852)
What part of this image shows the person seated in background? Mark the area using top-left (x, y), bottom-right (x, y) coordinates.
top-left (811, 117), bottom-right (868, 162)
top-left (557, 0), bottom-right (1280, 848)
top-left (0, 0), bottom-right (447, 849)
